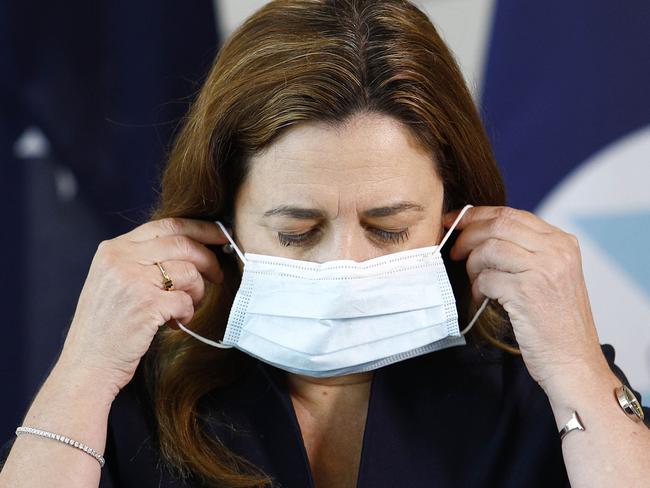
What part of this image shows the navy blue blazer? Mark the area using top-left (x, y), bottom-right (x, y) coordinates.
top-left (94, 343), bottom-right (648, 487)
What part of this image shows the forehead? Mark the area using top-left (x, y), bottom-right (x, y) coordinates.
top-left (238, 113), bottom-right (442, 213)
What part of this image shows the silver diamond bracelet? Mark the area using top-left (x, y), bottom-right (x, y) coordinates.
top-left (15, 426), bottom-right (105, 467)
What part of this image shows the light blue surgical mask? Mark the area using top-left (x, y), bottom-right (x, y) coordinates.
top-left (176, 204), bottom-right (488, 377)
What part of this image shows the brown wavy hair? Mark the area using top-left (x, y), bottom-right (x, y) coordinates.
top-left (147, 0), bottom-right (517, 486)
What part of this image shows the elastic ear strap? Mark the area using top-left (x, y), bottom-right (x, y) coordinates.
top-left (438, 204), bottom-right (487, 335)
top-left (175, 319), bottom-right (233, 349)
top-left (460, 297), bottom-right (489, 336)
top-left (439, 204), bottom-right (473, 249)
top-left (215, 221), bottom-right (247, 264)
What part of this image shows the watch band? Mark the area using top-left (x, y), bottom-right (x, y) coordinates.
top-left (559, 411), bottom-right (585, 440)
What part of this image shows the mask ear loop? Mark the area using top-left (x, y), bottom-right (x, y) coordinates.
top-left (172, 220), bottom-right (245, 349)
top-left (174, 319), bottom-right (233, 349)
top-left (439, 204), bottom-right (490, 336)
top-left (439, 204), bottom-right (473, 249)
top-left (215, 221), bottom-right (247, 265)
top-left (460, 298), bottom-right (489, 336)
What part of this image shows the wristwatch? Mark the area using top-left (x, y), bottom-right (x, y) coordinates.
top-left (615, 385), bottom-right (645, 422)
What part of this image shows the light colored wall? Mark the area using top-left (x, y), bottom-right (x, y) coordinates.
top-left (215, 0), bottom-right (496, 97)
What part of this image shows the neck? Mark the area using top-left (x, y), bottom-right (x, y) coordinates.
top-left (286, 371), bottom-right (373, 406)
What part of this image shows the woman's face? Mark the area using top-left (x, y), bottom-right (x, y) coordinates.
top-left (232, 112), bottom-right (445, 263)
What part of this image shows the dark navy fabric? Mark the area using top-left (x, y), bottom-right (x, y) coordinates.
top-left (95, 343), bottom-right (648, 487)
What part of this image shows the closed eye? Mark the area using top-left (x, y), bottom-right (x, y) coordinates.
top-left (277, 227), bottom-right (409, 247)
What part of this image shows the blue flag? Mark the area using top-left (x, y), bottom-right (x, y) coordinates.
top-left (482, 0), bottom-right (650, 211)
top-left (481, 0), bottom-right (650, 404)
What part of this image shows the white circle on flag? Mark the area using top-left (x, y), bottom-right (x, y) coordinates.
top-left (537, 125), bottom-right (650, 405)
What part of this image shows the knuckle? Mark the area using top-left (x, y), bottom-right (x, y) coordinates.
top-left (487, 219), bottom-right (501, 235)
top-left (483, 237), bottom-right (500, 257)
top-left (96, 240), bottom-right (120, 266)
top-left (195, 279), bottom-right (206, 301)
top-left (475, 270), bottom-right (487, 289)
top-left (497, 206), bottom-right (517, 221)
top-left (490, 214), bottom-right (511, 235)
top-left (180, 291), bottom-right (192, 306)
top-left (148, 307), bottom-right (166, 327)
top-left (519, 209), bottom-right (535, 220)
top-left (465, 249), bottom-right (477, 270)
top-left (181, 293), bottom-right (195, 315)
top-left (565, 232), bottom-right (580, 250)
top-left (470, 280), bottom-right (482, 300)
top-left (173, 235), bottom-right (195, 258)
top-left (160, 217), bottom-right (184, 236)
top-left (97, 239), bottom-right (112, 252)
top-left (96, 239), bottom-right (116, 258)
top-left (181, 262), bottom-right (201, 283)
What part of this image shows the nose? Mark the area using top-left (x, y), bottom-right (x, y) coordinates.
top-left (315, 222), bottom-right (381, 263)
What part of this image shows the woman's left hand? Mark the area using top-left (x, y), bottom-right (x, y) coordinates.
top-left (443, 205), bottom-right (609, 393)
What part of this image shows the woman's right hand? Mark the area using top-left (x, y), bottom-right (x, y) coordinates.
top-left (57, 217), bottom-right (229, 400)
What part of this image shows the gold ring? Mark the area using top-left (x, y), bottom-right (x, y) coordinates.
top-left (155, 262), bottom-right (174, 291)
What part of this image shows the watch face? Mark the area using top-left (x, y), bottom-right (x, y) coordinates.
top-left (622, 385), bottom-right (645, 421)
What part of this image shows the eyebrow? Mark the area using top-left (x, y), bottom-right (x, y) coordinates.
top-left (262, 201), bottom-right (425, 219)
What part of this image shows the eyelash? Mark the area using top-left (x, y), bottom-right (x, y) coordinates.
top-left (277, 227), bottom-right (410, 247)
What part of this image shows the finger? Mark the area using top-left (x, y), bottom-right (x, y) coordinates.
top-left (119, 217), bottom-right (231, 245)
top-left (450, 214), bottom-right (552, 260)
top-left (443, 206), bottom-right (560, 234)
top-left (465, 238), bottom-right (535, 282)
top-left (156, 289), bottom-right (195, 326)
top-left (471, 268), bottom-right (516, 305)
top-left (134, 235), bottom-right (223, 284)
top-left (149, 261), bottom-right (206, 306)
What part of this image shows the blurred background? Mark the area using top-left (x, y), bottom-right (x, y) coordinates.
top-left (1, 0), bottom-right (648, 444)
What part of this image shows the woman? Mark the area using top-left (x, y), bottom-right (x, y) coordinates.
top-left (1, 0), bottom-right (648, 487)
